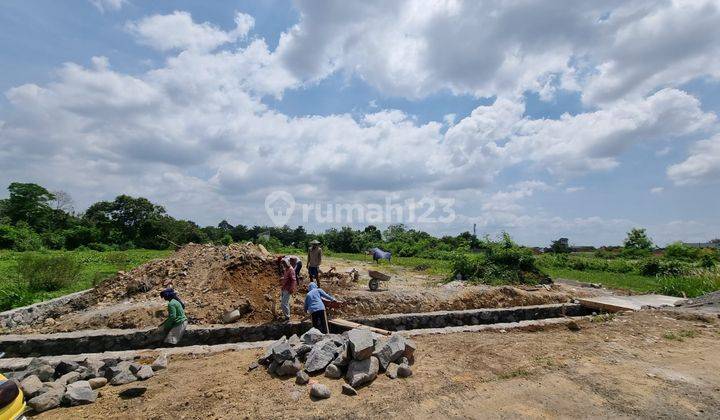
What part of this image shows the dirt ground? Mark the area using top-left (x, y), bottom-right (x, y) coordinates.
top-left (37, 311), bottom-right (720, 419)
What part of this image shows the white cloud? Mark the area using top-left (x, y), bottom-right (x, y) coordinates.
top-left (275, 0), bottom-right (720, 103)
top-left (89, 0), bottom-right (125, 13)
top-left (650, 187), bottom-right (664, 194)
top-left (565, 186), bottom-right (584, 193)
top-left (125, 11), bottom-right (255, 52)
top-left (667, 134), bottom-right (720, 185)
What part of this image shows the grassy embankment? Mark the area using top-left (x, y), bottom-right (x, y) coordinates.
top-left (0, 249), bottom-right (171, 311)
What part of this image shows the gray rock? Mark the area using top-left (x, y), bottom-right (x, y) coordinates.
top-left (108, 363), bottom-right (137, 386)
top-left (295, 370), bottom-right (310, 385)
top-left (135, 365), bottom-right (155, 380)
top-left (248, 361), bottom-right (259, 371)
top-left (403, 338), bottom-right (417, 359)
top-left (295, 344), bottom-right (313, 359)
top-left (127, 362), bottom-right (143, 375)
top-left (324, 364), bottom-right (343, 379)
top-left (331, 343), bottom-right (350, 367)
top-left (300, 327), bottom-right (325, 345)
top-left (272, 340), bottom-right (296, 363)
top-left (28, 388), bottom-right (63, 413)
top-left (56, 371), bottom-right (80, 386)
top-left (288, 334), bottom-right (302, 347)
top-left (20, 375), bottom-right (44, 398)
top-left (54, 360), bottom-right (80, 378)
top-left (63, 381), bottom-right (97, 406)
top-left (76, 366), bottom-right (94, 380)
top-left (151, 354), bottom-right (168, 371)
top-left (268, 360), bottom-right (279, 375)
top-left (341, 383), bottom-right (358, 396)
top-left (82, 358), bottom-right (105, 378)
top-left (398, 356), bottom-right (410, 366)
top-left (33, 364), bottom-right (55, 382)
top-left (222, 309), bottom-right (242, 323)
top-left (374, 334), bottom-right (406, 371)
top-left (88, 377), bottom-right (108, 389)
top-left (41, 381), bottom-right (66, 393)
top-left (276, 359), bottom-right (302, 377)
top-left (347, 329), bottom-right (375, 360)
top-left (305, 339), bottom-right (339, 373)
top-left (345, 356), bottom-right (379, 388)
top-left (385, 363), bottom-right (398, 379)
top-left (309, 383), bottom-right (331, 399)
top-left (397, 363), bottom-right (412, 378)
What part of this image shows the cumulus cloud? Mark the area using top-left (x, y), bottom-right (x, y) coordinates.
top-left (667, 134), bottom-right (720, 185)
top-left (126, 11), bottom-right (255, 52)
top-left (275, 0), bottom-right (720, 103)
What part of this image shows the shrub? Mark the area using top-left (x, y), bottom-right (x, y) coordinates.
top-left (17, 253), bottom-right (83, 292)
top-left (0, 224), bottom-right (43, 251)
top-left (639, 257), bottom-right (661, 276)
top-left (0, 279), bottom-right (33, 311)
top-left (664, 242), bottom-right (700, 261)
top-left (104, 251), bottom-right (131, 271)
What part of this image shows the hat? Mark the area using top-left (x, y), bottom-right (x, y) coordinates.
top-left (310, 240), bottom-right (321, 245)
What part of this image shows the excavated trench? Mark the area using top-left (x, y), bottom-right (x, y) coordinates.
top-left (0, 303), bottom-right (593, 357)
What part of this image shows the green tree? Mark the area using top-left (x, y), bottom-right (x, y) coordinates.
top-left (0, 183), bottom-right (56, 230)
top-left (84, 195), bottom-right (167, 246)
top-left (549, 238), bottom-right (571, 254)
top-left (624, 228), bottom-right (653, 250)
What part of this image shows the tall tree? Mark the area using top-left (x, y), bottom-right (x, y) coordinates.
top-left (1, 183), bottom-right (56, 230)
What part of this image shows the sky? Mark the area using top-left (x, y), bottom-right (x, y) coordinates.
top-left (1, 0), bottom-right (719, 247)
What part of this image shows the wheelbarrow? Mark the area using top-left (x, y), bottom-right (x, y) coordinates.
top-left (367, 270), bottom-right (390, 291)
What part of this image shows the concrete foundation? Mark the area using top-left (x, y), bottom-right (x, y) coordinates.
top-left (0, 303), bottom-right (588, 358)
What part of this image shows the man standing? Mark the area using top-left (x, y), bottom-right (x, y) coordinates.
top-left (304, 282), bottom-right (338, 333)
top-left (279, 258), bottom-right (297, 321)
top-left (307, 240), bottom-right (322, 285)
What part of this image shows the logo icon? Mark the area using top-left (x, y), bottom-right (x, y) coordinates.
top-left (265, 191), bottom-right (295, 226)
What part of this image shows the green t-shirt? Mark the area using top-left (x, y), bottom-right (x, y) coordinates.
top-left (163, 299), bottom-right (187, 330)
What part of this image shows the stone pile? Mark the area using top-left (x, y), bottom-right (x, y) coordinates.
top-left (10, 353), bottom-right (169, 414)
top-left (257, 327), bottom-right (415, 399)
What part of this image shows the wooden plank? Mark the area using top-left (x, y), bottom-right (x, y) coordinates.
top-left (329, 318), bottom-right (392, 335)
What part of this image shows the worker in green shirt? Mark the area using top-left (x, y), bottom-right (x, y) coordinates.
top-left (160, 288), bottom-right (188, 345)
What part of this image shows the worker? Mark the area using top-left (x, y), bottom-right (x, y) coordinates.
top-left (307, 239), bottom-right (322, 285)
top-left (304, 282), bottom-right (338, 333)
top-left (159, 288), bottom-right (188, 345)
top-left (283, 254), bottom-right (303, 284)
top-left (280, 258), bottom-right (297, 321)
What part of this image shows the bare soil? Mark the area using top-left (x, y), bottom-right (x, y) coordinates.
top-left (36, 311), bottom-right (720, 419)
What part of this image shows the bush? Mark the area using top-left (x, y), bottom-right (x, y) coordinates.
top-left (104, 251), bottom-right (131, 271)
top-left (639, 257), bottom-right (661, 276)
top-left (17, 253), bottom-right (83, 292)
top-left (0, 224), bottom-right (43, 251)
top-left (0, 279), bottom-right (33, 311)
top-left (664, 242), bottom-right (700, 261)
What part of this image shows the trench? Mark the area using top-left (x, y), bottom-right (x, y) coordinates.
top-left (0, 303), bottom-right (593, 358)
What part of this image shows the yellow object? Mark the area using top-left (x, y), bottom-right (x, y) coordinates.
top-left (0, 374), bottom-right (26, 420)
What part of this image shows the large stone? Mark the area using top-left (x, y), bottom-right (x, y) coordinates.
top-left (28, 388), bottom-right (63, 413)
top-left (374, 334), bottom-right (406, 371)
top-left (304, 339), bottom-right (338, 373)
top-left (135, 365), bottom-right (155, 380)
top-left (309, 383), bottom-right (331, 399)
top-left (331, 343), bottom-right (350, 368)
top-left (324, 364), bottom-right (343, 379)
top-left (151, 354), bottom-right (168, 371)
top-left (300, 328), bottom-right (325, 345)
top-left (276, 359), bottom-right (302, 377)
top-left (385, 363), bottom-right (398, 379)
top-left (347, 329), bottom-right (375, 360)
top-left (295, 370), bottom-right (309, 385)
top-left (107, 363), bottom-right (137, 386)
top-left (27, 358), bottom-right (54, 382)
top-left (63, 381), bottom-right (97, 406)
top-left (127, 362), bottom-right (143, 375)
top-left (272, 340), bottom-right (296, 363)
top-left (222, 309), bottom-right (242, 324)
top-left (341, 383), bottom-right (358, 396)
top-left (56, 371), bottom-right (80, 386)
top-left (397, 364), bottom-right (413, 378)
top-left (88, 377), bottom-right (108, 389)
top-left (54, 361), bottom-right (80, 379)
top-left (288, 334), bottom-right (302, 347)
top-left (81, 358), bottom-right (105, 378)
top-left (20, 375), bottom-right (43, 399)
top-left (345, 356), bottom-right (379, 388)
top-left (403, 338), bottom-right (417, 360)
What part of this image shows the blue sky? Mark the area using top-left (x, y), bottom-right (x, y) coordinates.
top-left (1, 0), bottom-right (719, 246)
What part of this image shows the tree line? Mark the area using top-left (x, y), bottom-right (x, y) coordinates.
top-left (0, 182), bottom-right (480, 254)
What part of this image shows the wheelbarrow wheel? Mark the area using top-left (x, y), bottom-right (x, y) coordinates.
top-left (369, 278), bottom-right (380, 291)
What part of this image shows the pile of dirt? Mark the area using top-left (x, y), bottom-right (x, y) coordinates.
top-left (673, 290), bottom-right (720, 315)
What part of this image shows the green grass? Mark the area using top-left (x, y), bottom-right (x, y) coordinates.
top-left (663, 330), bottom-right (698, 341)
top-left (0, 249), bottom-right (171, 311)
top-left (498, 368), bottom-right (531, 379)
top-left (541, 267), bottom-right (660, 293)
top-left (325, 252), bottom-right (453, 276)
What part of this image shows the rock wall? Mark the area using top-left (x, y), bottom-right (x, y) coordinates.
top-left (0, 290), bottom-right (91, 330)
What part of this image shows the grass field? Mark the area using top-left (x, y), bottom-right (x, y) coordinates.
top-left (541, 267), bottom-right (660, 293)
top-left (325, 251), bottom-right (453, 276)
top-left (0, 249), bottom-right (171, 310)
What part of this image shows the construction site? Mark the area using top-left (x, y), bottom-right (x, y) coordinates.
top-left (1, 243), bottom-right (719, 419)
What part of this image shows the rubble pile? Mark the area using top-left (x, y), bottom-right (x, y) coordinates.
top-left (12, 353), bottom-right (169, 414)
top-left (256, 327), bottom-right (415, 399)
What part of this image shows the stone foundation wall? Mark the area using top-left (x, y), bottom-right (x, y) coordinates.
top-left (0, 290), bottom-right (91, 329)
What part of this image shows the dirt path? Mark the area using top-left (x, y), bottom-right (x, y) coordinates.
top-left (37, 311), bottom-right (720, 419)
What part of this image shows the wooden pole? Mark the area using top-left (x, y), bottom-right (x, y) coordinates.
top-left (323, 310), bottom-right (330, 334)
